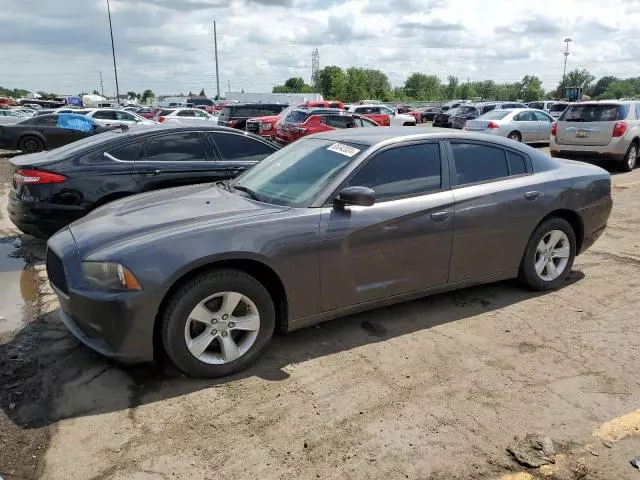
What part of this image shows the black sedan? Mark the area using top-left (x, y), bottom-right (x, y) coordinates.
top-left (450, 105), bottom-right (482, 129)
top-left (0, 114), bottom-right (116, 153)
top-left (46, 128), bottom-right (612, 378)
top-left (420, 107), bottom-right (442, 123)
top-left (432, 107), bottom-right (459, 128)
top-left (8, 125), bottom-right (278, 237)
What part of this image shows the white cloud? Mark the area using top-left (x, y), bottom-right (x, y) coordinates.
top-left (0, 0), bottom-right (638, 96)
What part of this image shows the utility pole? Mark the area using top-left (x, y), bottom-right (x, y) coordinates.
top-left (99, 71), bottom-right (104, 97)
top-left (106, 0), bottom-right (120, 105)
top-left (214, 21), bottom-right (220, 99)
top-left (311, 48), bottom-right (319, 89)
top-left (228, 79), bottom-right (231, 94)
top-left (561, 37), bottom-right (572, 97)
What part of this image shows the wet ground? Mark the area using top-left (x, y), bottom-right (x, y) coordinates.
top-left (1, 145), bottom-right (640, 480)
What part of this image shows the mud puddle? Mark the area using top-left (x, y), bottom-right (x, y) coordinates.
top-left (0, 236), bottom-right (42, 335)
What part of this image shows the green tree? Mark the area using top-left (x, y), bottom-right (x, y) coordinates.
top-left (519, 75), bottom-right (544, 101)
top-left (591, 76), bottom-right (618, 98)
top-left (284, 77), bottom-right (308, 91)
top-left (444, 75), bottom-right (459, 99)
top-left (345, 68), bottom-right (368, 102)
top-left (554, 68), bottom-right (595, 98)
top-left (458, 81), bottom-right (478, 100)
top-left (141, 89), bottom-right (155, 103)
top-left (599, 77), bottom-right (640, 99)
top-left (362, 69), bottom-right (392, 101)
top-left (36, 91), bottom-right (58, 100)
top-left (473, 80), bottom-right (497, 100)
top-left (404, 73), bottom-right (440, 100)
top-left (316, 66), bottom-right (347, 100)
top-left (126, 91), bottom-right (139, 99)
top-left (199, 88), bottom-right (206, 96)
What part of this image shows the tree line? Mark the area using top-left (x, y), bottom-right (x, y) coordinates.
top-left (272, 67), bottom-right (640, 103)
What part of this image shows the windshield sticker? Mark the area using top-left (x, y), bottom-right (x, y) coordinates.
top-left (327, 143), bottom-right (361, 157)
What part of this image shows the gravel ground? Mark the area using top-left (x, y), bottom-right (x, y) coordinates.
top-left (1, 143), bottom-right (640, 480)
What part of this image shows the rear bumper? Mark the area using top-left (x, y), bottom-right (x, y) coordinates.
top-left (550, 139), bottom-right (628, 161)
top-left (8, 195), bottom-right (86, 238)
top-left (577, 196), bottom-right (613, 254)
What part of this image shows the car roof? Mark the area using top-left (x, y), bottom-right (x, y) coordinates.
top-left (352, 104), bottom-right (388, 108)
top-left (227, 102), bottom-right (287, 107)
top-left (312, 126), bottom-right (534, 147)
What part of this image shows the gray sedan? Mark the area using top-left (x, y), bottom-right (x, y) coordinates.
top-left (47, 128), bottom-right (612, 377)
top-left (464, 108), bottom-right (554, 143)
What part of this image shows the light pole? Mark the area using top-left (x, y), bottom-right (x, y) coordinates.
top-left (561, 37), bottom-right (572, 97)
top-left (106, 0), bottom-right (121, 105)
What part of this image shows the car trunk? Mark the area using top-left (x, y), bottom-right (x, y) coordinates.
top-left (555, 104), bottom-right (629, 147)
top-left (464, 119), bottom-right (491, 131)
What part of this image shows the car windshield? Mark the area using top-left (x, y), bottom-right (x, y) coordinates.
top-left (559, 104), bottom-right (630, 122)
top-left (283, 110), bottom-right (310, 124)
top-left (478, 110), bottom-right (511, 120)
top-left (231, 138), bottom-right (366, 207)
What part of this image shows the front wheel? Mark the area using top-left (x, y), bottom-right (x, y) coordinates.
top-left (161, 269), bottom-right (275, 377)
top-left (519, 217), bottom-right (576, 291)
top-left (508, 131), bottom-right (522, 142)
top-left (18, 135), bottom-right (44, 153)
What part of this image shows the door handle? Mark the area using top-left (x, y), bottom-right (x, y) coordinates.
top-left (137, 169), bottom-right (160, 176)
top-left (430, 211), bottom-right (450, 222)
top-left (524, 191), bottom-right (540, 201)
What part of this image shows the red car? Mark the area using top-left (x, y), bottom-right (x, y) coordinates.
top-left (303, 100), bottom-right (345, 109)
top-left (275, 108), bottom-right (379, 145)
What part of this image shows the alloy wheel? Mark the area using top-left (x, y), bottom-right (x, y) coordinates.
top-left (627, 144), bottom-right (637, 170)
top-left (184, 291), bottom-right (260, 364)
top-left (534, 230), bottom-right (571, 281)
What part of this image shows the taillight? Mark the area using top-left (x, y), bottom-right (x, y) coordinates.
top-left (261, 123), bottom-right (272, 131)
top-left (291, 127), bottom-right (307, 134)
top-left (14, 168), bottom-right (66, 185)
top-left (550, 122), bottom-right (557, 136)
top-left (487, 121), bottom-right (499, 129)
top-left (228, 119), bottom-right (237, 127)
top-left (158, 116), bottom-right (165, 123)
top-left (612, 121), bottom-right (627, 137)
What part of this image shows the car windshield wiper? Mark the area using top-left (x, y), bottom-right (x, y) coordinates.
top-left (232, 184), bottom-right (268, 202)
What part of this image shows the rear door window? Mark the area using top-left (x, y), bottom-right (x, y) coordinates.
top-left (108, 141), bottom-right (143, 161)
top-left (326, 115), bottom-right (355, 128)
top-left (93, 110), bottom-right (118, 120)
top-left (144, 132), bottom-right (206, 162)
top-left (177, 110), bottom-right (195, 117)
top-left (212, 132), bottom-right (276, 162)
top-left (36, 116), bottom-right (59, 126)
top-left (559, 104), bottom-right (630, 122)
top-left (450, 142), bottom-right (509, 185)
top-left (481, 104), bottom-right (497, 114)
top-left (533, 111), bottom-right (552, 122)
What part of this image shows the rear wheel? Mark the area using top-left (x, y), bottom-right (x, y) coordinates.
top-left (421, 116), bottom-right (428, 124)
top-left (621, 142), bottom-right (638, 172)
top-left (18, 136), bottom-right (44, 153)
top-left (508, 131), bottom-right (522, 142)
top-left (519, 217), bottom-right (576, 291)
top-left (161, 269), bottom-right (275, 378)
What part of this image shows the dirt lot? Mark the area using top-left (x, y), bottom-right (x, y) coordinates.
top-left (1, 146), bottom-right (640, 480)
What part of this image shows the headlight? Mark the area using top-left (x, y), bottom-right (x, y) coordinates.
top-left (82, 262), bottom-right (142, 291)
top-left (261, 123), bottom-right (272, 131)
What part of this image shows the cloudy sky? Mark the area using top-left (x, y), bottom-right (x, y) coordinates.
top-left (0, 0), bottom-right (638, 97)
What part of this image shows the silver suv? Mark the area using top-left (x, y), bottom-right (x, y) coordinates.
top-left (550, 101), bottom-right (640, 171)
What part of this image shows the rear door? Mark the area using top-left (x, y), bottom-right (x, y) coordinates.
top-left (132, 131), bottom-right (218, 191)
top-left (90, 110), bottom-right (119, 127)
top-left (513, 111), bottom-right (539, 142)
top-left (210, 131), bottom-right (278, 178)
top-left (325, 115), bottom-right (356, 129)
top-left (446, 140), bottom-right (546, 282)
top-left (533, 111), bottom-right (554, 141)
top-left (555, 103), bottom-right (629, 146)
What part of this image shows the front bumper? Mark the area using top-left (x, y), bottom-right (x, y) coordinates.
top-left (47, 229), bottom-right (162, 363)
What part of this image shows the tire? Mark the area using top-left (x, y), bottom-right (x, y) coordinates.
top-left (519, 217), bottom-right (576, 291)
top-left (421, 116), bottom-right (427, 124)
top-left (161, 269), bottom-right (276, 378)
top-left (621, 142), bottom-right (638, 172)
top-left (18, 136), bottom-right (44, 153)
top-left (508, 131), bottom-right (522, 142)
top-left (402, 122), bottom-right (413, 126)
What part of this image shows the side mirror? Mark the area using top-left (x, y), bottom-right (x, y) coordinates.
top-left (334, 186), bottom-right (375, 209)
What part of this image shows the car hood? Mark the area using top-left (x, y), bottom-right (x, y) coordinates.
top-left (68, 183), bottom-right (288, 258)
top-left (248, 114), bottom-right (282, 123)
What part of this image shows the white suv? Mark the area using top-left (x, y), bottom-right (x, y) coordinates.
top-left (550, 101), bottom-right (640, 172)
top-left (348, 104), bottom-right (416, 126)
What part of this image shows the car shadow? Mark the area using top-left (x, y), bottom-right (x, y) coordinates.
top-left (0, 270), bottom-right (585, 430)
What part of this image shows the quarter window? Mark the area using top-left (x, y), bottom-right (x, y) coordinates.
top-left (451, 143), bottom-right (509, 185)
top-left (177, 110), bottom-right (195, 117)
top-left (145, 132), bottom-right (206, 162)
top-left (212, 132), bottom-right (276, 162)
top-left (108, 141), bottom-right (143, 161)
top-left (507, 151), bottom-right (527, 175)
top-left (326, 115), bottom-right (356, 128)
top-left (346, 143), bottom-right (441, 201)
top-left (36, 116), bottom-right (58, 126)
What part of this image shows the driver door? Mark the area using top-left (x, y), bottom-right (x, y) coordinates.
top-left (319, 141), bottom-right (454, 311)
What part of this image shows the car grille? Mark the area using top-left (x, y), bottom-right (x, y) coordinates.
top-left (246, 120), bottom-right (260, 134)
top-left (47, 249), bottom-right (68, 294)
